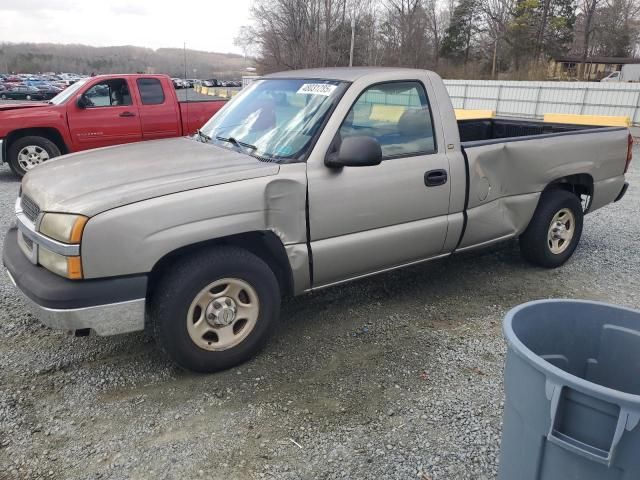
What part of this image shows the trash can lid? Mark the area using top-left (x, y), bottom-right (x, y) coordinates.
top-left (503, 299), bottom-right (640, 407)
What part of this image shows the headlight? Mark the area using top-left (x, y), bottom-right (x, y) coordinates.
top-left (38, 247), bottom-right (83, 279)
top-left (39, 213), bottom-right (88, 244)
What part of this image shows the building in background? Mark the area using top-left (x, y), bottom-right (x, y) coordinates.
top-left (549, 56), bottom-right (640, 81)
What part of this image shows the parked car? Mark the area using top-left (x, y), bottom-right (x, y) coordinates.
top-left (3, 76), bottom-right (23, 84)
top-left (34, 84), bottom-right (63, 99)
top-left (1, 85), bottom-right (45, 101)
top-left (171, 78), bottom-right (185, 89)
top-left (0, 74), bottom-right (227, 176)
top-left (2, 68), bottom-right (631, 373)
top-left (24, 80), bottom-right (50, 88)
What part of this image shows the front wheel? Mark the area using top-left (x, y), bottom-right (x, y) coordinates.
top-left (149, 246), bottom-right (281, 373)
top-left (7, 136), bottom-right (61, 177)
top-left (519, 189), bottom-right (584, 268)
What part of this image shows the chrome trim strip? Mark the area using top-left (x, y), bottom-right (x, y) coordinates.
top-left (15, 197), bottom-right (80, 257)
top-left (0, 139), bottom-right (4, 163)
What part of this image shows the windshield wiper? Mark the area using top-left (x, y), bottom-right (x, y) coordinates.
top-left (196, 129), bottom-right (212, 143)
top-left (216, 136), bottom-right (257, 151)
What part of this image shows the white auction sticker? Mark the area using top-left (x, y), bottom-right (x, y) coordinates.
top-left (296, 83), bottom-right (337, 96)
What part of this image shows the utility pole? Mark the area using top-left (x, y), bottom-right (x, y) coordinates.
top-left (349, 16), bottom-right (356, 67)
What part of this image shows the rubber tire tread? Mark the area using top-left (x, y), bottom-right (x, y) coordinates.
top-left (149, 246), bottom-right (280, 373)
top-left (519, 189), bottom-right (584, 268)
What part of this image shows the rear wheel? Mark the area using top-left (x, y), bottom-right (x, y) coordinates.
top-left (520, 189), bottom-right (584, 268)
top-left (7, 136), bottom-right (61, 177)
top-left (149, 246), bottom-right (280, 373)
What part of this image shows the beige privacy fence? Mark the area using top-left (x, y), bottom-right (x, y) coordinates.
top-left (444, 80), bottom-right (640, 125)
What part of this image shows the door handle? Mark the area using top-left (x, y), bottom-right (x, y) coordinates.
top-left (425, 169), bottom-right (448, 187)
top-left (119, 111), bottom-right (135, 117)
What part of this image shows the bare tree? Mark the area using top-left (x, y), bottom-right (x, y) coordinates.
top-left (482, 0), bottom-right (513, 77)
top-left (580, 0), bottom-right (602, 78)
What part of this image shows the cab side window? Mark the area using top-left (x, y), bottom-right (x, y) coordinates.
top-left (83, 79), bottom-right (132, 107)
top-left (339, 81), bottom-right (436, 158)
top-left (137, 78), bottom-right (165, 105)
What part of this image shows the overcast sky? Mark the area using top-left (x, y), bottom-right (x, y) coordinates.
top-left (0, 0), bottom-right (253, 54)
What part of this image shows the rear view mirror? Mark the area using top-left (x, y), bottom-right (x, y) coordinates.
top-left (325, 136), bottom-right (382, 168)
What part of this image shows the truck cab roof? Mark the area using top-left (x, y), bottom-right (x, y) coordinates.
top-left (264, 67), bottom-right (431, 82)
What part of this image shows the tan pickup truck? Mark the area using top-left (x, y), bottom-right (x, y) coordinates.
top-left (3, 67), bottom-right (632, 372)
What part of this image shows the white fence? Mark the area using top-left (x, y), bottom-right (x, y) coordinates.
top-left (444, 80), bottom-right (640, 125)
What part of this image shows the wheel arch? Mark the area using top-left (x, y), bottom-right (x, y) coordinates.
top-left (543, 173), bottom-right (594, 197)
top-left (5, 127), bottom-right (69, 157)
top-left (147, 231), bottom-right (295, 298)
top-left (543, 173), bottom-right (594, 211)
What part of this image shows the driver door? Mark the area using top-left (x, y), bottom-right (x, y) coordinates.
top-left (67, 78), bottom-right (142, 151)
top-left (307, 80), bottom-right (452, 287)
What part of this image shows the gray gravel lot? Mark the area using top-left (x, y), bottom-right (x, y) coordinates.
top-left (0, 152), bottom-right (639, 480)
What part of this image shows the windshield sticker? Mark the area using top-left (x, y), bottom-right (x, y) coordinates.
top-left (296, 83), bottom-right (337, 96)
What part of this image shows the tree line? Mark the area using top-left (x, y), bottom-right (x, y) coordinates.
top-left (0, 43), bottom-right (249, 79)
top-left (238, 0), bottom-right (640, 79)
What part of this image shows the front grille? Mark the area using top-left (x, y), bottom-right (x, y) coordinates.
top-left (21, 195), bottom-right (40, 222)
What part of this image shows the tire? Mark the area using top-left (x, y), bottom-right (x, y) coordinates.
top-left (520, 189), bottom-right (584, 268)
top-left (148, 246), bottom-right (281, 373)
top-left (1, 94), bottom-right (6, 99)
top-left (7, 136), bottom-right (61, 177)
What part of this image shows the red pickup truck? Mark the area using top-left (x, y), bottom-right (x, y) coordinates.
top-left (0, 74), bottom-right (226, 176)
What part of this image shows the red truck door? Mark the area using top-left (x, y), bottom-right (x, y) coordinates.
top-left (134, 77), bottom-right (181, 139)
top-left (67, 78), bottom-right (142, 151)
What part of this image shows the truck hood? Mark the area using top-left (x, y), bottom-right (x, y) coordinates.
top-left (22, 137), bottom-right (280, 216)
top-left (0, 102), bottom-right (50, 112)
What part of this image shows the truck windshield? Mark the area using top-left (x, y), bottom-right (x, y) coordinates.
top-left (199, 78), bottom-right (346, 161)
top-left (48, 78), bottom-right (90, 105)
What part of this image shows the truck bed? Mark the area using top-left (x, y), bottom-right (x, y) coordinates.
top-left (458, 118), bottom-right (611, 145)
top-left (454, 118), bottom-right (629, 252)
top-left (178, 99), bottom-right (226, 136)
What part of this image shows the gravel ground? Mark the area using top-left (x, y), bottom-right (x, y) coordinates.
top-left (0, 152), bottom-right (639, 480)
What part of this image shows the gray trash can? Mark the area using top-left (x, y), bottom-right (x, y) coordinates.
top-left (500, 299), bottom-right (640, 480)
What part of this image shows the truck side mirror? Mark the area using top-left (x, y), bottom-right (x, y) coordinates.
top-left (325, 136), bottom-right (382, 168)
top-left (76, 95), bottom-right (88, 109)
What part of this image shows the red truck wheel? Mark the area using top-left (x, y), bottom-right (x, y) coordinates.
top-left (7, 136), bottom-right (61, 177)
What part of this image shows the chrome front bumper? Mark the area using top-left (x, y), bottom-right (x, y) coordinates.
top-left (6, 269), bottom-right (145, 336)
top-left (3, 226), bottom-right (147, 337)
